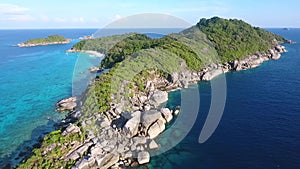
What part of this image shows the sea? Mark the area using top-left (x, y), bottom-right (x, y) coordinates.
top-left (0, 28), bottom-right (299, 169)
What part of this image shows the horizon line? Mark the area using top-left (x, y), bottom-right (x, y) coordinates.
top-left (1, 27), bottom-right (300, 30)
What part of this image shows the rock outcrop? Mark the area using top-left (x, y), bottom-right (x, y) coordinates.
top-left (147, 118), bottom-right (165, 139)
top-left (62, 123), bottom-right (81, 136)
top-left (123, 111), bottom-right (141, 138)
top-left (137, 151), bottom-right (150, 165)
top-left (202, 67), bottom-right (224, 81)
top-left (150, 90), bottom-right (168, 106)
top-left (56, 97), bottom-right (77, 112)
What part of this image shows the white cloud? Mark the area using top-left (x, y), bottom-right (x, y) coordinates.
top-left (0, 3), bottom-right (35, 22)
top-left (0, 3), bottom-right (29, 14)
top-left (6, 14), bottom-right (35, 21)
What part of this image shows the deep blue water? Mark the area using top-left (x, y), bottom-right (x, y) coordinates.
top-left (148, 29), bottom-right (300, 169)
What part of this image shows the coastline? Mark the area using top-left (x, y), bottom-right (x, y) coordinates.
top-left (33, 43), bottom-right (288, 169)
top-left (66, 49), bottom-right (105, 57)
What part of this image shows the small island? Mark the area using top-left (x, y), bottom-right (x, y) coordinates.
top-left (18, 35), bottom-right (70, 47)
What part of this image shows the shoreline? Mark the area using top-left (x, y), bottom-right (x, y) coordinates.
top-left (13, 42), bottom-right (289, 168)
top-left (44, 43), bottom-right (288, 168)
top-left (66, 49), bottom-right (105, 57)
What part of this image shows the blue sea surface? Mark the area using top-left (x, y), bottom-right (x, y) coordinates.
top-left (0, 28), bottom-right (180, 166)
top-left (148, 29), bottom-right (300, 169)
top-left (0, 29), bottom-right (101, 165)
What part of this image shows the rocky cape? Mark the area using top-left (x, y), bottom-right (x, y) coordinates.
top-left (46, 43), bottom-right (288, 169)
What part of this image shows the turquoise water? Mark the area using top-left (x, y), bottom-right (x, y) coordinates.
top-left (0, 29), bottom-right (181, 167)
top-left (0, 29), bottom-right (100, 165)
top-left (148, 29), bottom-right (300, 169)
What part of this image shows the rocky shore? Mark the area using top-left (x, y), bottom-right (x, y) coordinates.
top-left (18, 40), bottom-right (70, 47)
top-left (50, 44), bottom-right (287, 169)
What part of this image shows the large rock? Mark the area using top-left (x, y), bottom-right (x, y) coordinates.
top-left (90, 145), bottom-right (105, 157)
top-left (74, 156), bottom-right (95, 169)
top-left (89, 66), bottom-right (100, 73)
top-left (148, 140), bottom-right (159, 149)
top-left (170, 72), bottom-right (179, 83)
top-left (132, 136), bottom-right (147, 145)
top-left (160, 108), bottom-right (173, 123)
top-left (271, 53), bottom-right (281, 60)
top-left (56, 96), bottom-right (77, 112)
top-left (66, 142), bottom-right (93, 161)
top-left (202, 68), bottom-right (223, 81)
top-left (95, 153), bottom-right (120, 169)
top-left (150, 90), bottom-right (168, 106)
top-left (249, 57), bottom-right (264, 68)
top-left (62, 123), bottom-right (81, 136)
top-left (147, 119), bottom-right (165, 139)
top-left (137, 151), bottom-right (150, 164)
top-left (141, 110), bottom-right (162, 130)
top-left (123, 111), bottom-right (141, 138)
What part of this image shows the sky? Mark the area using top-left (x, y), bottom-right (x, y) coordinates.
top-left (0, 0), bottom-right (299, 29)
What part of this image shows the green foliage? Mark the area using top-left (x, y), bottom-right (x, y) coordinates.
top-left (17, 128), bottom-right (85, 169)
top-left (169, 26), bottom-right (219, 66)
top-left (100, 34), bottom-right (152, 68)
top-left (198, 17), bottom-right (286, 62)
top-left (81, 70), bottom-right (114, 116)
top-left (24, 35), bottom-right (67, 44)
top-left (72, 33), bottom-right (135, 53)
top-left (99, 32), bottom-right (215, 71)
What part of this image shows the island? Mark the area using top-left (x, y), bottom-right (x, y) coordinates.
top-left (18, 35), bottom-right (70, 47)
top-left (16, 17), bottom-right (290, 169)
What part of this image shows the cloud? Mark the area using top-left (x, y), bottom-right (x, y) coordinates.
top-left (0, 3), bottom-right (29, 14)
top-left (71, 17), bottom-right (85, 23)
top-left (0, 3), bottom-right (35, 22)
top-left (6, 14), bottom-right (35, 21)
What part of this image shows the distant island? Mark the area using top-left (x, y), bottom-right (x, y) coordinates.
top-left (16, 17), bottom-right (291, 169)
top-left (18, 35), bottom-right (70, 47)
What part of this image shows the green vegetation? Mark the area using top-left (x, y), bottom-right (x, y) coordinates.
top-left (100, 34), bottom-right (153, 68)
top-left (197, 17), bottom-right (286, 62)
top-left (169, 26), bottom-right (219, 65)
top-left (17, 129), bottom-right (86, 169)
top-left (24, 35), bottom-right (68, 44)
top-left (72, 33), bottom-right (135, 53)
top-left (100, 32), bottom-right (217, 71)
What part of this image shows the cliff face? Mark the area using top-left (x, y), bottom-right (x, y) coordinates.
top-left (17, 17), bottom-right (289, 169)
